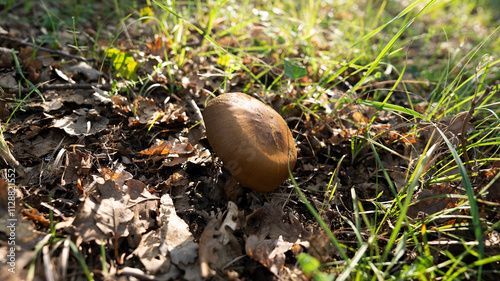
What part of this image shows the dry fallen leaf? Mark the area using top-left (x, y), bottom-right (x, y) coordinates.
top-left (74, 180), bottom-right (133, 243)
top-left (308, 231), bottom-right (340, 264)
top-left (135, 139), bottom-right (198, 169)
top-left (101, 165), bottom-right (133, 187)
top-left (52, 108), bottom-right (109, 136)
top-left (407, 183), bottom-right (461, 220)
top-left (245, 235), bottom-right (295, 276)
top-left (137, 140), bottom-right (172, 156)
top-left (0, 46), bottom-right (14, 68)
top-left (19, 46), bottom-right (42, 82)
top-left (65, 61), bottom-right (102, 81)
top-left (244, 203), bottom-right (309, 276)
top-left (199, 201), bottom-right (242, 278)
top-left (128, 229), bottom-right (172, 275)
top-left (125, 179), bottom-right (158, 247)
top-left (21, 209), bottom-right (50, 227)
top-left (158, 194), bottom-right (199, 265)
top-left (245, 203), bottom-right (304, 240)
top-left (130, 193), bottom-right (200, 281)
top-left (128, 96), bottom-right (163, 126)
top-left (74, 176), bottom-right (159, 247)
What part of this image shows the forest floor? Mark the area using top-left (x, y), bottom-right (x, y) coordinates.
top-left (0, 1), bottom-right (500, 280)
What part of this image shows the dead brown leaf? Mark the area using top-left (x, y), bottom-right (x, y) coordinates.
top-left (128, 96), bottom-right (163, 126)
top-left (308, 231), bottom-right (341, 264)
top-left (245, 203), bottom-right (304, 240)
top-left (21, 209), bottom-right (50, 227)
top-left (245, 235), bottom-right (295, 276)
top-left (407, 183), bottom-right (461, 220)
top-left (199, 201), bottom-right (242, 278)
top-left (243, 203), bottom-right (309, 276)
top-left (130, 193), bottom-right (200, 280)
top-left (74, 176), bottom-right (159, 248)
top-left (126, 179), bottom-right (158, 247)
top-left (137, 140), bottom-right (172, 156)
top-left (0, 46), bottom-right (13, 68)
top-left (19, 46), bottom-right (42, 82)
top-left (52, 108), bottom-right (109, 136)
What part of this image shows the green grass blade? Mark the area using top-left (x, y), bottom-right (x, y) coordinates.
top-left (432, 125), bottom-right (484, 277)
top-left (350, 0), bottom-right (438, 94)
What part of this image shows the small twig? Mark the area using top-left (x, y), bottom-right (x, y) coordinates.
top-left (0, 137), bottom-right (26, 178)
top-left (0, 35), bottom-right (94, 62)
top-left (6, 83), bottom-right (113, 94)
top-left (187, 96), bottom-right (205, 131)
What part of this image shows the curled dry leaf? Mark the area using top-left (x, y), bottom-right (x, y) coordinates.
top-left (110, 95), bottom-right (130, 113)
top-left (74, 180), bottom-right (134, 243)
top-left (245, 235), bottom-right (296, 276)
top-left (60, 150), bottom-right (92, 187)
top-left (74, 176), bottom-right (159, 248)
top-left (137, 140), bottom-right (172, 156)
top-left (129, 228), bottom-right (172, 275)
top-left (199, 201), bottom-right (242, 278)
top-left (41, 99), bottom-right (64, 112)
top-left (135, 139), bottom-right (199, 169)
top-left (244, 203), bottom-right (309, 276)
top-left (100, 165), bottom-right (133, 187)
top-left (245, 203), bottom-right (304, 240)
top-left (51, 108), bottom-right (109, 136)
top-left (126, 97), bottom-right (189, 127)
top-left (157, 194), bottom-right (199, 265)
top-left (64, 61), bottom-right (102, 81)
top-left (126, 179), bottom-right (158, 247)
top-left (21, 209), bottom-right (50, 227)
top-left (137, 140), bottom-right (196, 158)
top-left (155, 171), bottom-right (189, 193)
top-left (128, 96), bottom-right (162, 126)
top-left (161, 143), bottom-right (199, 167)
top-left (131, 194), bottom-right (200, 280)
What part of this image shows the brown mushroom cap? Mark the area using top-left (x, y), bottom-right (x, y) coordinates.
top-left (203, 93), bottom-right (297, 193)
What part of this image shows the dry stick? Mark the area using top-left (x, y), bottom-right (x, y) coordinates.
top-left (460, 86), bottom-right (493, 168)
top-left (0, 35), bottom-right (94, 62)
top-left (0, 139), bottom-right (26, 178)
top-left (187, 95), bottom-right (205, 131)
top-left (8, 80), bottom-right (190, 95)
top-left (6, 83), bottom-right (113, 94)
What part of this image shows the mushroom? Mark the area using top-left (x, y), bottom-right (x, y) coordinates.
top-left (203, 93), bottom-right (297, 193)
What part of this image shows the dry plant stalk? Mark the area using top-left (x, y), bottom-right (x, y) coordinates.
top-left (0, 133), bottom-right (26, 178)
